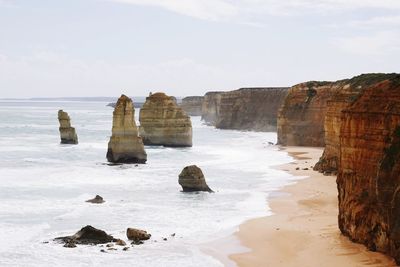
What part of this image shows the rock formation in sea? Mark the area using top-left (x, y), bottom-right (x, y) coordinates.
top-left (277, 81), bottom-right (341, 146)
top-left (215, 87), bottom-right (289, 131)
top-left (85, 195), bottom-right (105, 204)
top-left (58, 110), bottom-right (78, 144)
top-left (201, 91), bottom-right (223, 125)
top-left (139, 92), bottom-right (192, 147)
top-left (314, 74), bottom-right (400, 174)
top-left (178, 165), bottom-right (213, 192)
top-left (106, 94), bottom-right (147, 163)
top-left (180, 96), bottom-right (204, 116)
top-left (337, 74), bottom-right (400, 263)
top-left (126, 228), bottom-right (151, 241)
top-left (55, 225), bottom-right (117, 247)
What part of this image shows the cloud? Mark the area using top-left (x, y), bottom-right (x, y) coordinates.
top-left (333, 31), bottom-right (400, 55)
top-left (349, 15), bottom-right (400, 28)
top-left (108, 0), bottom-right (400, 21)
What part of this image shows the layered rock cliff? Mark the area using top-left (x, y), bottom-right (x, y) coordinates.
top-left (58, 110), bottom-right (78, 144)
top-left (180, 96), bottom-right (204, 116)
top-left (106, 94), bottom-right (147, 163)
top-left (215, 87), bottom-right (289, 131)
top-left (139, 92), bottom-right (192, 147)
top-left (277, 81), bottom-right (342, 146)
top-left (337, 75), bottom-right (400, 263)
top-left (201, 92), bottom-right (222, 125)
top-left (315, 73), bottom-right (400, 173)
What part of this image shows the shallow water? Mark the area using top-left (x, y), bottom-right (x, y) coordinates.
top-left (0, 100), bottom-right (295, 267)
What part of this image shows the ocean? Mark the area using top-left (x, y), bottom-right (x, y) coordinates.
top-left (0, 100), bottom-right (296, 267)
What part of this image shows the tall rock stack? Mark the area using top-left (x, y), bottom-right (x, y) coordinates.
top-left (58, 110), bottom-right (78, 144)
top-left (337, 75), bottom-right (400, 263)
top-left (139, 92), bottom-right (192, 147)
top-left (106, 94), bottom-right (147, 163)
top-left (201, 92), bottom-right (222, 126)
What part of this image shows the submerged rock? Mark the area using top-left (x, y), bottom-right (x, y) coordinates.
top-left (55, 225), bottom-right (117, 246)
top-left (58, 110), bottom-right (78, 144)
top-left (85, 195), bottom-right (105, 204)
top-left (178, 165), bottom-right (213, 192)
top-left (126, 228), bottom-right (151, 241)
top-left (106, 94), bottom-right (147, 164)
top-left (139, 92), bottom-right (192, 147)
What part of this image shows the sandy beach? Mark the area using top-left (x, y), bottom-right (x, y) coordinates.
top-left (230, 146), bottom-right (397, 267)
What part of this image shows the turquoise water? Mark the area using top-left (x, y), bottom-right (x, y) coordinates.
top-left (0, 100), bottom-right (295, 267)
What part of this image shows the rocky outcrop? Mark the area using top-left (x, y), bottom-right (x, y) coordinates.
top-left (314, 74), bottom-right (400, 173)
top-left (201, 92), bottom-right (222, 125)
top-left (277, 81), bottom-right (342, 146)
top-left (139, 92), bottom-right (192, 147)
top-left (58, 110), bottom-right (78, 144)
top-left (216, 87), bottom-right (289, 131)
top-left (86, 195), bottom-right (105, 204)
top-left (126, 228), bottom-right (151, 241)
top-left (337, 75), bottom-right (400, 263)
top-left (180, 96), bottom-right (204, 116)
top-left (178, 165), bottom-right (213, 192)
top-left (55, 225), bottom-right (116, 247)
top-left (106, 95), bottom-right (147, 163)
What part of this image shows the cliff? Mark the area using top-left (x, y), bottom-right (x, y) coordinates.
top-left (106, 94), bottom-right (147, 163)
top-left (201, 92), bottom-right (222, 125)
top-left (139, 92), bottom-right (192, 147)
top-left (337, 75), bottom-right (400, 263)
top-left (315, 73), bottom-right (400, 173)
top-left (277, 81), bottom-right (341, 146)
top-left (58, 110), bottom-right (78, 144)
top-left (180, 96), bottom-right (204, 116)
top-left (215, 87), bottom-right (289, 131)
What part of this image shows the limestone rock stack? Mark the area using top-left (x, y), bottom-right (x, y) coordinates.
top-left (58, 110), bottom-right (78, 144)
top-left (106, 94), bottom-right (147, 163)
top-left (139, 92), bottom-right (192, 147)
top-left (180, 96), bottom-right (204, 116)
top-left (277, 81), bottom-right (341, 146)
top-left (337, 75), bottom-right (400, 263)
top-left (178, 165), bottom-right (213, 192)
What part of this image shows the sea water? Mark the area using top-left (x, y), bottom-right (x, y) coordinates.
top-left (0, 100), bottom-right (296, 267)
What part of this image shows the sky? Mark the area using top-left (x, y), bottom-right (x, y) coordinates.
top-left (0, 0), bottom-right (399, 98)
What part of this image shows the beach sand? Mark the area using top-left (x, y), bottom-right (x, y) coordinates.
top-left (229, 146), bottom-right (397, 267)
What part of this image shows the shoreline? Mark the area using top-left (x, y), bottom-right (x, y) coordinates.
top-left (228, 146), bottom-right (396, 267)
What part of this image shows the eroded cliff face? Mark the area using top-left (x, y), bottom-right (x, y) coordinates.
top-left (139, 92), bottom-right (192, 147)
top-left (201, 92), bottom-right (222, 125)
top-left (337, 75), bottom-right (400, 263)
top-left (277, 81), bottom-right (340, 146)
top-left (215, 87), bottom-right (289, 131)
top-left (106, 94), bottom-right (147, 163)
top-left (315, 74), bottom-right (400, 173)
top-left (180, 96), bottom-right (204, 116)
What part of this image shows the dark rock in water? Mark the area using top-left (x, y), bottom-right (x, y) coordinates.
top-left (58, 110), bottom-right (78, 144)
top-left (115, 239), bottom-right (126, 246)
top-left (85, 195), bottom-right (105, 204)
top-left (178, 165), bottom-right (213, 192)
top-left (63, 240), bottom-right (77, 248)
top-left (123, 246), bottom-right (129, 251)
top-left (55, 225), bottom-right (117, 246)
top-left (126, 228), bottom-right (151, 242)
top-left (131, 240), bottom-right (144, 245)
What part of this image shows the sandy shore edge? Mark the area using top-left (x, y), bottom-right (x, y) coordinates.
top-left (227, 146), bottom-right (396, 267)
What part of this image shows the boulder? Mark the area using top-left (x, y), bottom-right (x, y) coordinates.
top-left (85, 195), bottom-right (105, 204)
top-left (139, 92), bottom-right (192, 147)
top-left (55, 225), bottom-right (117, 246)
top-left (126, 228), bottom-right (151, 241)
top-left (106, 94), bottom-right (147, 163)
top-left (178, 165), bottom-right (213, 192)
top-left (58, 110), bottom-right (78, 144)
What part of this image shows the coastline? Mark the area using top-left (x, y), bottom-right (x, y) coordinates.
top-left (229, 146), bottom-right (396, 267)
